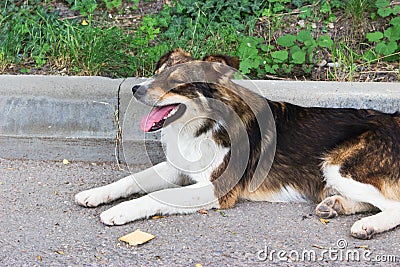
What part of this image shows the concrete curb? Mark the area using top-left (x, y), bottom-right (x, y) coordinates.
top-left (0, 75), bottom-right (399, 162)
top-left (0, 75), bottom-right (121, 162)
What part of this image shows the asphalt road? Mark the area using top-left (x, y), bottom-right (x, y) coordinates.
top-left (1, 158), bottom-right (399, 266)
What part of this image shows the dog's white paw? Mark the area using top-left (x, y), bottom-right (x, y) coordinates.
top-left (351, 218), bottom-right (376, 239)
top-left (100, 203), bottom-right (136, 225)
top-left (75, 188), bottom-right (112, 207)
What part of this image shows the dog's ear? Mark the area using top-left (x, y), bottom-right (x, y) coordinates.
top-left (155, 48), bottom-right (194, 74)
top-left (202, 55), bottom-right (240, 70)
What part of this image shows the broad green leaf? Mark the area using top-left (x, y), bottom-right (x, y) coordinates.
top-left (376, 41), bottom-right (397, 55)
top-left (299, 6), bottom-right (312, 19)
top-left (292, 50), bottom-right (306, 64)
top-left (384, 26), bottom-right (400, 41)
top-left (366, 31), bottom-right (383, 42)
top-left (265, 64), bottom-right (279, 74)
top-left (377, 7), bottom-right (393, 17)
top-left (390, 17), bottom-right (400, 26)
top-left (317, 35), bottom-right (334, 48)
top-left (297, 30), bottom-right (313, 43)
top-left (273, 3), bottom-right (285, 13)
top-left (239, 58), bottom-right (255, 74)
top-left (375, 0), bottom-right (389, 8)
top-left (290, 45), bottom-right (301, 54)
top-left (321, 2), bottom-right (331, 13)
top-left (271, 50), bottom-right (289, 63)
top-left (385, 41), bottom-right (398, 55)
top-left (277, 34), bottom-right (297, 47)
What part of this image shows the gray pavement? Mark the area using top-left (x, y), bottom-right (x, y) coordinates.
top-left (1, 158), bottom-right (399, 266)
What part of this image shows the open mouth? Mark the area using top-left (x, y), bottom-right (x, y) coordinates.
top-left (140, 104), bottom-right (186, 132)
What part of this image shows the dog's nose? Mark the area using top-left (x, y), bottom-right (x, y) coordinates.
top-left (132, 84), bottom-right (147, 100)
top-left (132, 85), bottom-right (140, 95)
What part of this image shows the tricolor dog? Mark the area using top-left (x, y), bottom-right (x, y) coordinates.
top-left (75, 49), bottom-right (400, 239)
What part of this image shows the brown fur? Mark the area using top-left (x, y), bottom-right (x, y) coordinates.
top-left (203, 55), bottom-right (240, 70)
top-left (155, 48), bottom-right (194, 74)
top-left (149, 49), bottom-right (400, 206)
top-left (325, 114), bottom-right (400, 195)
top-left (382, 181), bottom-right (400, 201)
top-left (142, 49), bottom-right (400, 238)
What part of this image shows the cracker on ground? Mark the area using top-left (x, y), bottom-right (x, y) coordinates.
top-left (118, 229), bottom-right (155, 246)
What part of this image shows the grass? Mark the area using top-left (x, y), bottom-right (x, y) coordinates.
top-left (0, 0), bottom-right (399, 81)
top-left (0, 1), bottom-right (136, 77)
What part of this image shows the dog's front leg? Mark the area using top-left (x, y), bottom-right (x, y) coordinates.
top-left (75, 162), bottom-right (184, 207)
top-left (100, 182), bottom-right (219, 225)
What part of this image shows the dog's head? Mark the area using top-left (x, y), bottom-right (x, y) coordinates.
top-left (132, 49), bottom-right (240, 133)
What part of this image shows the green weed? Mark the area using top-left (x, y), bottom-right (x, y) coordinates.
top-left (0, 1), bottom-right (136, 76)
top-left (366, 9), bottom-right (400, 61)
top-left (0, 0), bottom-right (398, 80)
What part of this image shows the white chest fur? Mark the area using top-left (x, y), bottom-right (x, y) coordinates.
top-left (161, 123), bottom-right (229, 184)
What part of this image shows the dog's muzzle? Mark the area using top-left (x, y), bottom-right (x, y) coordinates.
top-left (132, 84), bottom-right (146, 99)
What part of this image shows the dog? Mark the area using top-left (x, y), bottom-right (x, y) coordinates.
top-left (75, 48), bottom-right (400, 239)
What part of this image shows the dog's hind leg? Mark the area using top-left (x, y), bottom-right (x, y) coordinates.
top-left (316, 195), bottom-right (377, 219)
top-left (75, 162), bottom-right (185, 207)
top-left (323, 164), bottom-right (400, 239)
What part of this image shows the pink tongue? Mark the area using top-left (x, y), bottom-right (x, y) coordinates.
top-left (140, 105), bottom-right (175, 132)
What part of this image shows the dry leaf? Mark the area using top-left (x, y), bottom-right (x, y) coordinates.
top-left (37, 255), bottom-right (42, 261)
top-left (197, 209), bottom-right (208, 215)
top-left (319, 218), bottom-right (329, 225)
top-left (195, 264), bottom-right (204, 267)
top-left (55, 250), bottom-right (65, 255)
top-left (151, 215), bottom-right (166, 219)
top-left (118, 229), bottom-right (155, 246)
top-left (355, 245), bottom-right (369, 250)
top-left (62, 159), bottom-right (70, 165)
